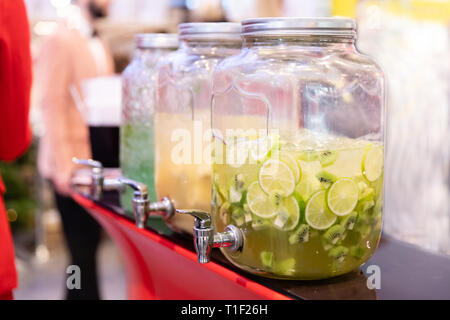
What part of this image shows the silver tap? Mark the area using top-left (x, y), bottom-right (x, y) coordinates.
top-left (72, 158), bottom-right (104, 200)
top-left (176, 209), bottom-right (244, 264)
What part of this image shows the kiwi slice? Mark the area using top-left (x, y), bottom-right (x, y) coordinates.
top-left (328, 246), bottom-right (349, 263)
top-left (323, 224), bottom-right (345, 245)
top-left (350, 246), bottom-right (366, 259)
top-left (340, 211), bottom-right (358, 230)
top-left (274, 258), bottom-right (296, 276)
top-left (251, 217), bottom-right (271, 231)
top-left (289, 224), bottom-right (310, 244)
top-left (316, 171), bottom-right (337, 188)
top-left (319, 151), bottom-right (337, 167)
top-left (232, 173), bottom-right (246, 192)
top-left (260, 251), bottom-right (274, 269)
top-left (269, 192), bottom-right (282, 209)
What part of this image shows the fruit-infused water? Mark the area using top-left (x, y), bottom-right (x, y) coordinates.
top-left (212, 130), bottom-right (384, 279)
top-left (154, 111), bottom-right (212, 234)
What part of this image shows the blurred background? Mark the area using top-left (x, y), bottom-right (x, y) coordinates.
top-left (2, 0), bottom-right (448, 299)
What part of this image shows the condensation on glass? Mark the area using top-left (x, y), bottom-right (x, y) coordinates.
top-left (120, 33), bottom-right (178, 224)
top-left (154, 23), bottom-right (242, 234)
top-left (211, 18), bottom-right (386, 279)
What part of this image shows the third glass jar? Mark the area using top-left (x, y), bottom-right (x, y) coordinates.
top-left (211, 18), bottom-right (385, 279)
top-left (155, 23), bottom-right (242, 234)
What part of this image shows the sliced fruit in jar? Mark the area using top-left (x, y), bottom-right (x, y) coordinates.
top-left (340, 211), bottom-right (358, 230)
top-left (260, 251), bottom-right (274, 269)
top-left (251, 216), bottom-right (271, 230)
top-left (305, 190), bottom-right (337, 230)
top-left (350, 245), bottom-right (366, 259)
top-left (319, 150), bottom-right (337, 167)
top-left (362, 145), bottom-right (383, 182)
top-left (316, 171), bottom-right (337, 188)
top-left (276, 152), bottom-right (301, 183)
top-left (274, 258), bottom-right (296, 276)
top-left (326, 178), bottom-right (359, 216)
top-left (328, 246), bottom-right (349, 263)
top-left (259, 160), bottom-right (295, 197)
top-left (295, 170), bottom-right (322, 200)
top-left (289, 224), bottom-right (309, 244)
top-left (246, 182), bottom-right (278, 218)
top-left (273, 196), bottom-right (300, 231)
top-left (230, 206), bottom-right (245, 227)
top-left (323, 224), bottom-right (345, 245)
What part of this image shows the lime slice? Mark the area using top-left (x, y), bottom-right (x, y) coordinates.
top-left (362, 145), bottom-right (383, 182)
top-left (249, 135), bottom-right (276, 162)
top-left (246, 181), bottom-right (278, 218)
top-left (259, 160), bottom-right (295, 197)
top-left (326, 178), bottom-right (359, 216)
top-left (273, 196), bottom-right (300, 231)
top-left (305, 190), bottom-right (337, 230)
top-left (277, 152), bottom-right (301, 183)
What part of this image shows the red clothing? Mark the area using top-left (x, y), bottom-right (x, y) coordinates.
top-left (0, 0), bottom-right (32, 294)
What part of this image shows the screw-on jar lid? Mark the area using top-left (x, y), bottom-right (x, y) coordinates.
top-left (241, 17), bottom-right (356, 37)
top-left (135, 33), bottom-right (179, 49)
top-left (178, 22), bottom-right (242, 41)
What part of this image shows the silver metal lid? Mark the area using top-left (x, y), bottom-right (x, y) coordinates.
top-left (241, 17), bottom-right (356, 37)
top-left (178, 22), bottom-right (242, 41)
top-left (135, 33), bottom-right (179, 49)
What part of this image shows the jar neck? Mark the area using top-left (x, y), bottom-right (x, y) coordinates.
top-left (180, 39), bottom-right (242, 55)
top-left (243, 35), bottom-right (356, 52)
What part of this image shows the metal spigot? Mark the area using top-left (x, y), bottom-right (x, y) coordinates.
top-left (72, 158), bottom-right (104, 200)
top-left (116, 177), bottom-right (175, 229)
top-left (176, 209), bottom-right (244, 264)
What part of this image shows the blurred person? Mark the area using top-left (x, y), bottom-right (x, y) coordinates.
top-left (35, 0), bottom-right (114, 300)
top-left (0, 0), bottom-right (32, 300)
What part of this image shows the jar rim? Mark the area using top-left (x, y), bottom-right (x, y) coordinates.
top-left (178, 22), bottom-right (242, 41)
top-left (241, 17), bottom-right (356, 37)
top-left (135, 33), bottom-right (179, 49)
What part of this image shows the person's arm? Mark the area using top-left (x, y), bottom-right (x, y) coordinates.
top-left (35, 31), bottom-right (76, 196)
top-left (0, 0), bottom-right (32, 161)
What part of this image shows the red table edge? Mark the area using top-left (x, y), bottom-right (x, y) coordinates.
top-left (72, 192), bottom-right (292, 300)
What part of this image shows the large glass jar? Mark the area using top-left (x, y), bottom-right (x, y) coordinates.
top-left (211, 18), bottom-right (385, 280)
top-left (154, 23), bottom-right (242, 234)
top-left (120, 34), bottom-right (178, 227)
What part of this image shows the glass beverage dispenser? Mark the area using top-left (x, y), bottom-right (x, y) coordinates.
top-left (120, 33), bottom-right (178, 219)
top-left (210, 18), bottom-right (385, 279)
top-left (154, 23), bottom-right (242, 234)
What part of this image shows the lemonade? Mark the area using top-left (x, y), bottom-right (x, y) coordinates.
top-left (154, 112), bottom-right (212, 234)
top-left (212, 131), bottom-right (383, 279)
